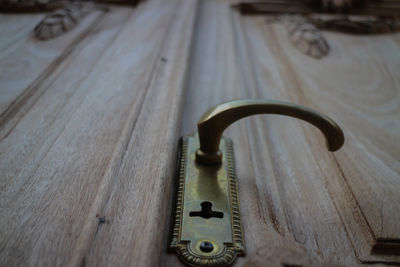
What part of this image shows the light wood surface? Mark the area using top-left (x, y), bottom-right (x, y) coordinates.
top-left (167, 0), bottom-right (400, 266)
top-left (0, 10), bottom-right (105, 119)
top-left (0, 0), bottom-right (197, 266)
top-left (1, 0), bottom-right (399, 266)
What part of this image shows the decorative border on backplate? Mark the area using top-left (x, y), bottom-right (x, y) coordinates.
top-left (170, 136), bottom-right (245, 266)
top-left (170, 137), bottom-right (188, 249)
top-left (225, 139), bottom-right (246, 254)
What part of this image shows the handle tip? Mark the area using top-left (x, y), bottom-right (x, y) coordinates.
top-left (327, 129), bottom-right (345, 152)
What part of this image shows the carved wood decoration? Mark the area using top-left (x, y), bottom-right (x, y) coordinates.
top-left (268, 15), bottom-right (330, 59)
top-left (34, 2), bottom-right (98, 40)
top-left (234, 0), bottom-right (400, 58)
top-left (0, 0), bottom-right (144, 40)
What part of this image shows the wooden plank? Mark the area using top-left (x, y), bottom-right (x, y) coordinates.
top-left (266, 22), bottom-right (400, 262)
top-left (0, 0), bottom-right (195, 265)
top-left (165, 1), bottom-right (355, 266)
top-left (232, 10), bottom-right (363, 267)
top-left (0, 14), bottom-right (43, 52)
top-left (0, 5), bottom-right (131, 221)
top-left (0, 10), bottom-right (106, 119)
top-left (0, 6), bottom-right (132, 266)
top-left (82, 0), bottom-right (198, 266)
top-left (166, 0), bottom-right (400, 266)
top-left (163, 1), bottom-right (245, 265)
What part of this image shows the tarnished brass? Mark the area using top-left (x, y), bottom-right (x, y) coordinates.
top-left (170, 133), bottom-right (245, 266)
top-left (196, 99), bottom-right (344, 164)
top-left (170, 99), bottom-right (344, 266)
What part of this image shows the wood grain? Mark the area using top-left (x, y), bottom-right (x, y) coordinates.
top-left (0, 0), bottom-right (197, 265)
top-left (82, 0), bottom-right (198, 266)
top-left (1, 0), bottom-right (399, 266)
top-left (0, 9), bottom-right (105, 119)
top-left (269, 22), bottom-right (400, 261)
top-left (166, 0), bottom-right (400, 266)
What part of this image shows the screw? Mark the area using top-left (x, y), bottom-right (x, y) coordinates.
top-left (200, 241), bottom-right (214, 253)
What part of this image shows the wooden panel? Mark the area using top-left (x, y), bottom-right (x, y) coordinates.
top-left (0, 8), bottom-right (130, 199)
top-left (83, 0), bottom-right (198, 266)
top-left (0, 0), bottom-right (197, 265)
top-left (0, 10), bottom-right (105, 118)
top-left (1, 0), bottom-right (398, 266)
top-left (165, 0), bottom-right (400, 266)
top-left (266, 21), bottom-right (400, 263)
top-left (163, 2), bottom-right (244, 265)
top-left (0, 14), bottom-right (43, 51)
top-left (285, 30), bottom-right (400, 239)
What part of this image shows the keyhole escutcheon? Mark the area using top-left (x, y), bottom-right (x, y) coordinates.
top-left (189, 201), bottom-right (224, 219)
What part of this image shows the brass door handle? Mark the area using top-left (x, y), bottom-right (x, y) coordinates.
top-left (170, 99), bottom-right (344, 266)
top-left (196, 99), bottom-right (344, 164)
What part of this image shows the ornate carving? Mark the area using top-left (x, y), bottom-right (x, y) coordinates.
top-left (0, 0), bottom-right (144, 40)
top-left (173, 243), bottom-right (237, 267)
top-left (271, 15), bottom-right (330, 59)
top-left (170, 137), bottom-right (188, 249)
top-left (267, 12), bottom-right (400, 59)
top-left (236, 0), bottom-right (400, 59)
top-left (225, 139), bottom-right (245, 253)
top-left (34, 2), bottom-right (99, 40)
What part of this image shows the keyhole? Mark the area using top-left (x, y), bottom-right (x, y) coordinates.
top-left (189, 201), bottom-right (223, 219)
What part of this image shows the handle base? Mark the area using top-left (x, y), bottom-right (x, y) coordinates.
top-left (195, 149), bottom-right (222, 165)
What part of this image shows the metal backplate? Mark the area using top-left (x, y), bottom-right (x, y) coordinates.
top-left (170, 133), bottom-right (245, 266)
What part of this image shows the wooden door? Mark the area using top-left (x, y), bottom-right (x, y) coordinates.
top-left (0, 0), bottom-right (399, 266)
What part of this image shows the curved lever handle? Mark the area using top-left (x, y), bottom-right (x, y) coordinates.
top-left (195, 99), bottom-right (344, 164)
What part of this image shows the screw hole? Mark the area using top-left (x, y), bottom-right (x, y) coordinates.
top-left (200, 241), bottom-right (214, 253)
